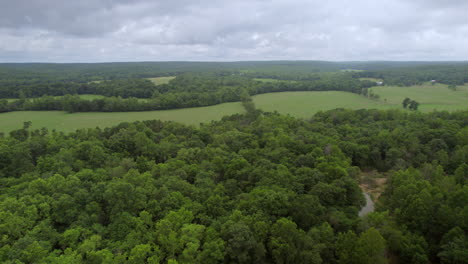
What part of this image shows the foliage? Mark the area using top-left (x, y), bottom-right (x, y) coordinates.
top-left (402, 97), bottom-right (419, 110)
top-left (0, 109), bottom-right (466, 263)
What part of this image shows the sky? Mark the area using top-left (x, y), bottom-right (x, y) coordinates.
top-left (1, 0), bottom-right (468, 62)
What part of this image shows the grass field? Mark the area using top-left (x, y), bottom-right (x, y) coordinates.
top-left (372, 83), bottom-right (468, 112)
top-left (147, 76), bottom-right (176, 85)
top-left (341, 69), bottom-right (364, 72)
top-left (359, 77), bottom-right (383, 82)
top-left (253, 91), bottom-right (395, 118)
top-left (6, 94), bottom-right (106, 102)
top-left (0, 102), bottom-right (244, 133)
top-left (73, 94), bottom-right (107, 100)
top-left (253, 78), bottom-right (296, 83)
top-left (1, 86), bottom-right (466, 133)
top-left (253, 78), bottom-right (280, 83)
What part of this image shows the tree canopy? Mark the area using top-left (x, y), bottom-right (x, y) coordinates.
top-left (0, 108), bottom-right (466, 263)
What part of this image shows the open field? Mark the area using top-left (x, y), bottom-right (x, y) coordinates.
top-left (0, 91), bottom-right (393, 133)
top-left (146, 76), bottom-right (176, 85)
top-left (0, 102), bottom-right (245, 133)
top-left (341, 69), bottom-right (364, 72)
top-left (359, 77), bottom-right (383, 82)
top-left (1, 87), bottom-right (466, 133)
top-left (72, 94), bottom-right (107, 100)
top-left (372, 83), bottom-right (468, 112)
top-left (253, 91), bottom-right (396, 118)
top-left (253, 78), bottom-right (281, 82)
top-left (6, 94), bottom-right (106, 102)
top-left (253, 78), bottom-right (297, 83)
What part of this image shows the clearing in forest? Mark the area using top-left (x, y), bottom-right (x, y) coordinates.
top-left (252, 91), bottom-right (395, 118)
top-left (146, 76), bottom-right (176, 85)
top-left (372, 83), bottom-right (468, 111)
top-left (359, 77), bottom-right (384, 82)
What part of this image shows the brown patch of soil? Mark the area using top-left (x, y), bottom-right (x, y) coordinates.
top-left (359, 170), bottom-right (388, 201)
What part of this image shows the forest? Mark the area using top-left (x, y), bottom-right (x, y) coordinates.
top-left (354, 64), bottom-right (468, 86)
top-left (0, 106), bottom-right (466, 263)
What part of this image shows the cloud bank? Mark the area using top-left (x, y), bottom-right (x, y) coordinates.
top-left (1, 0), bottom-right (467, 62)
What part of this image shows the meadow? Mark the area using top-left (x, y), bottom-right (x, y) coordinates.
top-left (1, 85), bottom-right (467, 133)
top-left (372, 83), bottom-right (468, 111)
top-left (6, 94), bottom-right (106, 102)
top-left (341, 69), bottom-right (364, 72)
top-left (252, 91), bottom-right (395, 118)
top-left (359, 77), bottom-right (383, 82)
top-left (0, 102), bottom-right (244, 133)
top-left (146, 76), bottom-right (176, 85)
top-left (253, 78), bottom-right (297, 83)
top-left (0, 91), bottom-right (393, 133)
top-left (253, 78), bottom-right (280, 82)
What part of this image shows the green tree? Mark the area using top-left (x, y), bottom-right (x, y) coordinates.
top-left (448, 84), bottom-right (457, 91)
top-left (409, 100), bottom-right (419, 110)
top-left (402, 97), bottom-right (411, 109)
top-left (357, 228), bottom-right (388, 264)
top-left (438, 227), bottom-right (468, 264)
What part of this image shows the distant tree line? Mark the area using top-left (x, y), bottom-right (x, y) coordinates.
top-left (353, 64), bottom-right (468, 86)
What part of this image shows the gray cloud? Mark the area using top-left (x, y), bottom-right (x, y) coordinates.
top-left (0, 0), bottom-right (467, 62)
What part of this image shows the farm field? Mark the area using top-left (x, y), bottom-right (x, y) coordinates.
top-left (341, 69), bottom-right (364, 72)
top-left (0, 102), bottom-right (244, 133)
top-left (0, 91), bottom-right (392, 133)
top-left (1, 86), bottom-right (467, 133)
top-left (253, 78), bottom-right (297, 83)
top-left (146, 76), bottom-right (176, 85)
top-left (253, 91), bottom-right (396, 118)
top-left (253, 78), bottom-right (280, 82)
top-left (359, 77), bottom-right (383, 82)
top-left (72, 94), bottom-right (107, 100)
top-left (6, 94), bottom-right (106, 102)
top-left (372, 83), bottom-right (468, 111)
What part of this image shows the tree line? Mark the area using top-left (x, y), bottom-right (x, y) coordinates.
top-left (353, 64), bottom-right (468, 86)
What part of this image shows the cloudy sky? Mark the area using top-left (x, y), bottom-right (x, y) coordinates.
top-left (1, 0), bottom-right (467, 62)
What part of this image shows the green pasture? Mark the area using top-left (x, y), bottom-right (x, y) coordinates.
top-left (372, 83), bottom-right (468, 112)
top-left (146, 76), bottom-right (176, 85)
top-left (0, 102), bottom-right (244, 133)
top-left (341, 69), bottom-right (364, 72)
top-left (5, 94), bottom-right (106, 102)
top-left (1, 86), bottom-right (466, 133)
top-left (359, 77), bottom-right (383, 82)
top-left (0, 91), bottom-right (393, 133)
top-left (253, 78), bottom-right (280, 83)
top-left (253, 91), bottom-right (395, 118)
top-left (253, 78), bottom-right (296, 83)
top-left (73, 94), bottom-right (107, 100)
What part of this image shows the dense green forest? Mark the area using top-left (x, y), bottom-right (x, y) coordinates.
top-left (355, 64), bottom-right (468, 86)
top-left (0, 108), bottom-right (466, 263)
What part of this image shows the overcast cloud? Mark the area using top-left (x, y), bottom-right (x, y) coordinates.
top-left (1, 0), bottom-right (467, 62)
